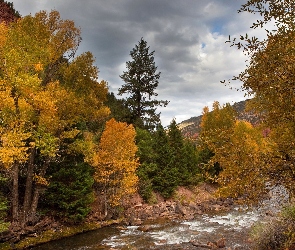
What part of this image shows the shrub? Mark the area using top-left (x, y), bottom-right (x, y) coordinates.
top-left (251, 203), bottom-right (295, 250)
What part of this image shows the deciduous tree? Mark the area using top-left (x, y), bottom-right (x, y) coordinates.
top-left (217, 121), bottom-right (273, 202)
top-left (198, 101), bottom-right (236, 181)
top-left (0, 10), bottom-right (109, 230)
top-left (228, 0), bottom-right (295, 197)
top-left (92, 119), bottom-right (139, 214)
top-left (0, 0), bottom-right (20, 24)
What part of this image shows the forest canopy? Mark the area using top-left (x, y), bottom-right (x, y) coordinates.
top-left (1, 1), bottom-right (295, 248)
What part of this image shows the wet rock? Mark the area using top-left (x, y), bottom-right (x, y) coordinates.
top-left (175, 202), bottom-right (186, 215)
top-left (160, 211), bottom-right (170, 217)
top-left (288, 243), bottom-right (295, 250)
top-left (134, 203), bottom-right (143, 209)
top-left (130, 218), bottom-right (143, 226)
top-left (137, 225), bottom-right (151, 232)
top-left (158, 239), bottom-right (167, 244)
top-left (27, 232), bottom-right (38, 237)
top-left (190, 240), bottom-right (213, 249)
top-left (190, 238), bottom-right (226, 249)
top-left (116, 226), bottom-right (127, 230)
top-left (265, 210), bottom-right (275, 216)
top-left (0, 230), bottom-right (17, 243)
top-left (184, 213), bottom-right (194, 220)
top-left (216, 238), bottom-right (226, 248)
top-left (212, 204), bottom-right (223, 211)
top-left (223, 198), bottom-right (234, 206)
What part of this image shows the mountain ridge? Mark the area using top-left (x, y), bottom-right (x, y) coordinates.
top-left (178, 99), bottom-right (260, 139)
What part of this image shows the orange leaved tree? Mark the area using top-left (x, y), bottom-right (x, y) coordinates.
top-left (216, 121), bottom-right (273, 202)
top-left (0, 10), bottom-right (109, 229)
top-left (198, 101), bottom-right (236, 181)
top-left (92, 118), bottom-right (139, 216)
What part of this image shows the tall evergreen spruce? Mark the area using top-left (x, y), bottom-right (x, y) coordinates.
top-left (105, 92), bottom-right (132, 124)
top-left (119, 38), bottom-right (168, 129)
top-left (152, 124), bottom-right (178, 198)
top-left (168, 119), bottom-right (200, 186)
top-left (181, 139), bottom-right (201, 185)
top-left (167, 119), bottom-right (184, 184)
top-left (135, 128), bottom-right (157, 202)
top-left (135, 121), bottom-right (201, 201)
top-left (41, 155), bottom-right (94, 223)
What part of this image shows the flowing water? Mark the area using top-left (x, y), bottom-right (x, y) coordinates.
top-left (30, 185), bottom-right (289, 250)
top-left (30, 207), bottom-right (263, 250)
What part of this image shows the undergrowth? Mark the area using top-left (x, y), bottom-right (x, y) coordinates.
top-left (251, 203), bottom-right (295, 250)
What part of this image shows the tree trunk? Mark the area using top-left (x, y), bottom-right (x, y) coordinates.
top-left (29, 186), bottom-right (40, 224)
top-left (11, 163), bottom-right (19, 223)
top-left (136, 89), bottom-right (141, 119)
top-left (21, 148), bottom-right (35, 226)
top-left (28, 159), bottom-right (50, 224)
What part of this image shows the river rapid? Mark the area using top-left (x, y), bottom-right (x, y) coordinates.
top-left (30, 185), bottom-right (288, 250)
top-left (30, 206), bottom-right (264, 250)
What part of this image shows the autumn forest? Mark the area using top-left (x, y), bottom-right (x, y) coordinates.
top-left (1, 0), bottom-right (295, 249)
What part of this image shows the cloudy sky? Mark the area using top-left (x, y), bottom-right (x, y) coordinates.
top-left (11, 0), bottom-right (259, 126)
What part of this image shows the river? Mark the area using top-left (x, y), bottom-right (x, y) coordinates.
top-left (30, 185), bottom-right (288, 250)
top-left (30, 207), bottom-right (264, 250)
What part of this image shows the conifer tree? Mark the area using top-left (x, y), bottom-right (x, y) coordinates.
top-left (41, 155), bottom-right (94, 223)
top-left (168, 119), bottom-right (200, 186)
top-left (181, 139), bottom-right (201, 185)
top-left (119, 38), bottom-right (168, 129)
top-left (135, 128), bottom-right (156, 202)
top-left (105, 92), bottom-right (132, 124)
top-left (168, 119), bottom-right (186, 184)
top-left (152, 124), bottom-right (177, 198)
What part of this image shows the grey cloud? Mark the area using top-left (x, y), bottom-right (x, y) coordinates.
top-left (12, 0), bottom-right (251, 126)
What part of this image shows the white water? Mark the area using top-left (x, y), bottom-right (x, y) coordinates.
top-left (102, 186), bottom-right (290, 250)
top-left (31, 185), bottom-right (289, 250)
top-left (102, 207), bottom-right (262, 249)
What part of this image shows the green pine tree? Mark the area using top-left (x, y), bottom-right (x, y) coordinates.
top-left (152, 124), bottom-right (178, 199)
top-left (135, 128), bottom-right (157, 202)
top-left (168, 119), bottom-right (200, 186)
top-left (118, 38), bottom-right (169, 130)
top-left (41, 155), bottom-right (94, 223)
top-left (181, 139), bottom-right (201, 185)
top-left (105, 92), bottom-right (132, 124)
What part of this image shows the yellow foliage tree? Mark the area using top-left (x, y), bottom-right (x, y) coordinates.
top-left (198, 101), bottom-right (236, 181)
top-left (93, 118), bottom-right (139, 213)
top-left (229, 1), bottom-right (295, 197)
top-left (0, 10), bottom-right (109, 227)
top-left (216, 121), bottom-right (273, 202)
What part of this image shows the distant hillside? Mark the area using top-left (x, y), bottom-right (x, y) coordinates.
top-left (179, 99), bottom-right (261, 139)
top-left (0, 1), bottom-right (20, 24)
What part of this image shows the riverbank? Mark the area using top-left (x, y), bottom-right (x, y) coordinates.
top-left (123, 183), bottom-right (234, 226)
top-left (0, 183), bottom-right (235, 249)
top-left (0, 219), bottom-right (122, 250)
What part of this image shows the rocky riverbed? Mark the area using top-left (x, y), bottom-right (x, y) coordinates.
top-left (31, 206), bottom-right (260, 250)
top-left (1, 183), bottom-right (270, 249)
top-left (122, 184), bottom-right (235, 226)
